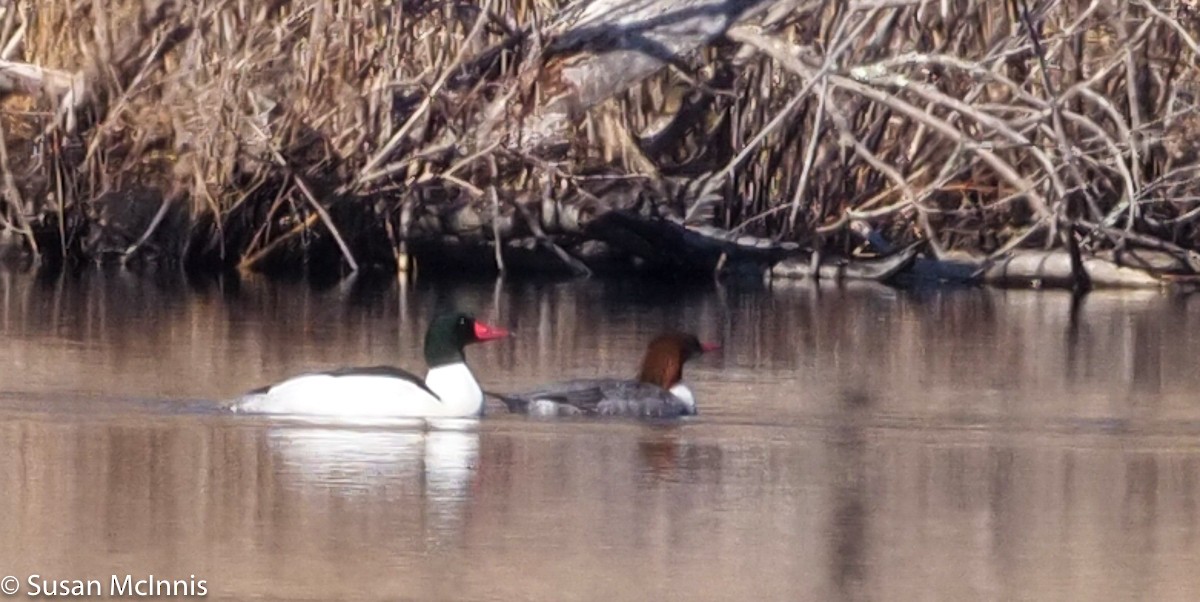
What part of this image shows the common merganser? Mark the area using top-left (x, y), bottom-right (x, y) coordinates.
top-left (494, 332), bottom-right (718, 418)
top-left (231, 313), bottom-right (509, 417)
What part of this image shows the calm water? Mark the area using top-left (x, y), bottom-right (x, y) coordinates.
top-left (2, 267), bottom-right (1200, 600)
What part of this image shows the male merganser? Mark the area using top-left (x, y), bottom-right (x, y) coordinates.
top-left (494, 332), bottom-right (718, 418)
top-left (231, 312), bottom-right (509, 417)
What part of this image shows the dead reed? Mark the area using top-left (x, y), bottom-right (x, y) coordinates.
top-left (0, 0), bottom-right (1196, 275)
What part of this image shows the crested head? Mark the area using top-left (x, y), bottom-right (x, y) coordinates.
top-left (424, 312), bottom-right (509, 367)
top-left (636, 332), bottom-right (719, 389)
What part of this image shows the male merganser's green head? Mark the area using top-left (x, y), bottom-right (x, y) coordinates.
top-left (424, 312), bottom-right (509, 367)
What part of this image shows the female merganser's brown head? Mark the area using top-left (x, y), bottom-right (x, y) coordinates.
top-left (636, 332), bottom-right (720, 389)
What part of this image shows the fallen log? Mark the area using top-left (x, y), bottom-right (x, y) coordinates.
top-left (1095, 247), bottom-right (1195, 275)
top-left (584, 209), bottom-right (799, 273)
top-left (900, 256), bottom-right (986, 285)
top-left (983, 250), bottom-right (1163, 289)
top-left (769, 245), bottom-right (920, 283)
top-left (406, 235), bottom-right (634, 277)
top-left (900, 250), bottom-right (1165, 289)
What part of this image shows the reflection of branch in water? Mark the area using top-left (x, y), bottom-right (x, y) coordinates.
top-left (829, 390), bottom-right (870, 602)
top-left (1065, 290), bottom-right (1086, 384)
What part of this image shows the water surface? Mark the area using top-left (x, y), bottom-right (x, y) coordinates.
top-left (1, 267), bottom-right (1199, 600)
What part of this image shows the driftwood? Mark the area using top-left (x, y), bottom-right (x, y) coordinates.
top-left (1095, 248), bottom-right (1197, 276)
top-left (770, 244), bottom-right (920, 283)
top-left (585, 210), bottom-right (798, 272)
top-left (982, 251), bottom-right (1163, 290)
top-left (412, 205), bottom-right (806, 275)
top-left (903, 250), bottom-right (1164, 290)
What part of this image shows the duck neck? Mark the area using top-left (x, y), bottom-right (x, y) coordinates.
top-left (425, 337), bottom-right (465, 368)
top-left (637, 353), bottom-right (683, 390)
top-left (424, 363), bottom-right (485, 416)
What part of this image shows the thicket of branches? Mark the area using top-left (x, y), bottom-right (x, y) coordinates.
top-left (0, 0), bottom-right (1197, 274)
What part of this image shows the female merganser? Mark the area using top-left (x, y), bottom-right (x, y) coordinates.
top-left (231, 313), bottom-right (509, 418)
top-left (494, 332), bottom-right (718, 418)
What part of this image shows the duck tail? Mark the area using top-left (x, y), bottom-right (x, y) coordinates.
top-left (482, 389), bottom-right (528, 414)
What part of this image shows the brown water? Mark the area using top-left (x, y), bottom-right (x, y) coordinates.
top-left (2, 267), bottom-right (1200, 601)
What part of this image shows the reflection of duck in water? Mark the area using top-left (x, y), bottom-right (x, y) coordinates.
top-left (636, 430), bottom-right (725, 482)
top-left (639, 433), bottom-right (684, 476)
top-left (268, 424), bottom-right (479, 503)
top-left (231, 313), bottom-right (509, 418)
top-left (494, 333), bottom-right (718, 418)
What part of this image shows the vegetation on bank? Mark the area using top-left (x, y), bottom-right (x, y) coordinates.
top-left (0, 0), bottom-right (1197, 283)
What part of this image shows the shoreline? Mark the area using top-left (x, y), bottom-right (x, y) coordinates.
top-left (3, 234), bottom-right (1194, 294)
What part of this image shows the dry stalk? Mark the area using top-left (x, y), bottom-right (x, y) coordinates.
top-left (0, 0), bottom-right (1194, 271)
